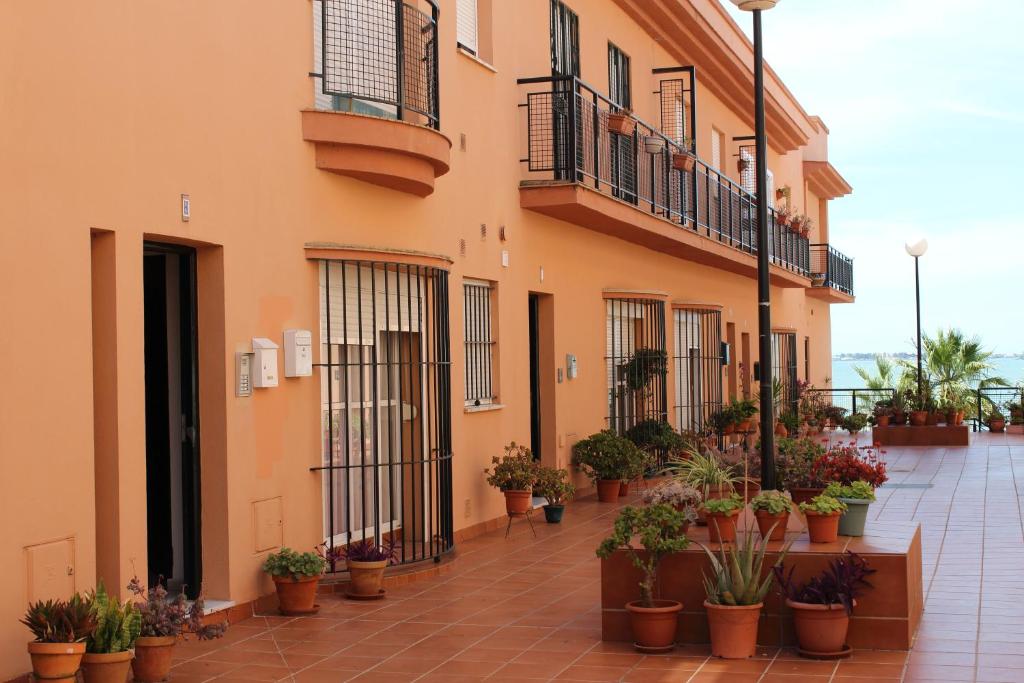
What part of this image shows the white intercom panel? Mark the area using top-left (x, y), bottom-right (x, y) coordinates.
top-left (235, 352), bottom-right (254, 397)
top-left (251, 337), bottom-right (279, 388)
top-left (566, 353), bottom-right (579, 380)
top-left (283, 329), bottom-right (313, 377)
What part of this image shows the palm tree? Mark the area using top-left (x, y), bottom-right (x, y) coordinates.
top-left (853, 355), bottom-right (909, 409)
top-left (899, 328), bottom-right (1006, 414)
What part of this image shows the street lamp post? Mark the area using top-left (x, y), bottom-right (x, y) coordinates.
top-left (905, 238), bottom-right (928, 401)
top-left (731, 0), bottom-right (779, 489)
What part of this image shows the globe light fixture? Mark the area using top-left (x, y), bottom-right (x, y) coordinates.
top-left (905, 237), bottom-right (928, 401)
top-left (905, 237), bottom-right (928, 258)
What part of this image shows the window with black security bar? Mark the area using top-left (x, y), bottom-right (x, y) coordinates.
top-left (673, 307), bottom-right (723, 435)
top-left (608, 43), bottom-right (637, 204)
top-left (313, 259), bottom-right (453, 569)
top-left (606, 298), bottom-right (668, 436)
top-left (463, 280), bottom-right (495, 407)
top-left (315, 0), bottom-right (439, 129)
top-left (771, 331), bottom-right (799, 416)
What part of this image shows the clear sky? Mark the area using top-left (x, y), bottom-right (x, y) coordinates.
top-left (723, 0), bottom-right (1024, 356)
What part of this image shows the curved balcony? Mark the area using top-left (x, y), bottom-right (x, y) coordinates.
top-left (809, 243), bottom-right (855, 303)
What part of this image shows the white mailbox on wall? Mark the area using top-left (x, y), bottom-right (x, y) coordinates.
top-left (283, 329), bottom-right (313, 377)
top-left (251, 337), bottom-right (279, 388)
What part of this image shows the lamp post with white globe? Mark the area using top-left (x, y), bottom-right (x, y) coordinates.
top-left (730, 0), bottom-right (779, 489)
top-left (905, 238), bottom-right (928, 401)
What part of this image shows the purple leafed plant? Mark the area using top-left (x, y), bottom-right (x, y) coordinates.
top-left (127, 576), bottom-right (227, 641)
top-left (327, 538), bottom-right (399, 565)
top-left (773, 551), bottom-right (876, 615)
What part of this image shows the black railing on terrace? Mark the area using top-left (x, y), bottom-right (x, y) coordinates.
top-left (805, 388), bottom-right (895, 417)
top-left (810, 244), bottom-right (854, 296)
top-left (518, 75), bottom-right (810, 277)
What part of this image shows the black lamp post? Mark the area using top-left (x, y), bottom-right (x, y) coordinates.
top-left (731, 0), bottom-right (779, 489)
top-left (905, 238), bottom-right (928, 400)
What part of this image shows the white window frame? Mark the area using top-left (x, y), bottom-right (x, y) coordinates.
top-left (463, 278), bottom-right (495, 406)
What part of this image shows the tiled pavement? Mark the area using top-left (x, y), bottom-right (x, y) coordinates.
top-left (169, 432), bottom-right (1024, 682)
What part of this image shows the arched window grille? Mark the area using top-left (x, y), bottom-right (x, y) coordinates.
top-left (672, 306), bottom-right (723, 434)
top-left (605, 297), bottom-right (668, 435)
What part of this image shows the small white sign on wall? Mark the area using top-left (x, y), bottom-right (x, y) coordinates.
top-left (181, 194), bottom-right (191, 222)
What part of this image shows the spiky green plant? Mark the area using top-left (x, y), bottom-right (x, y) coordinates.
top-left (21, 594), bottom-right (95, 643)
top-left (87, 581), bottom-right (142, 654)
top-left (700, 529), bottom-right (790, 606)
top-left (662, 446), bottom-right (739, 498)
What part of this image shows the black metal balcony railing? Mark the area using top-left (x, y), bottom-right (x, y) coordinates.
top-left (810, 243), bottom-right (854, 295)
top-left (518, 75), bottom-right (809, 277)
top-left (320, 0), bottom-right (440, 129)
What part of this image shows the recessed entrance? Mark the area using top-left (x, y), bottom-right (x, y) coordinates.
top-left (143, 242), bottom-right (201, 598)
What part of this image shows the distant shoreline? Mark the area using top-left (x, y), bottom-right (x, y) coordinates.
top-left (834, 353), bottom-right (1023, 361)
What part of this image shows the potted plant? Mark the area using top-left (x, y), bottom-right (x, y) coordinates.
top-left (535, 466), bottom-right (576, 523)
top-left (776, 185), bottom-right (791, 202)
top-left (703, 494), bottom-right (743, 544)
top-left (663, 447), bottom-right (739, 525)
top-left (798, 495), bottom-right (847, 543)
top-left (712, 405), bottom-right (737, 436)
top-left (989, 407), bottom-right (1006, 433)
top-left (21, 594), bottom-right (95, 683)
top-left (730, 399), bottom-right (759, 432)
top-left (700, 528), bottom-right (789, 659)
top-left (776, 436), bottom-right (827, 505)
top-left (262, 547), bottom-right (328, 614)
top-left (1010, 402), bottom-right (1024, 426)
top-left (671, 136), bottom-right (696, 172)
top-left (128, 577), bottom-right (225, 683)
top-left (573, 430), bottom-right (645, 502)
top-left (908, 391), bottom-right (928, 426)
top-left (842, 413), bottom-right (868, 436)
top-left (485, 442), bottom-right (539, 514)
top-left (332, 538), bottom-right (398, 598)
top-left (776, 411), bottom-right (799, 438)
top-left (813, 443), bottom-right (888, 488)
top-left (823, 405), bottom-right (848, 430)
top-left (750, 490), bottom-right (792, 542)
top-left (643, 135), bottom-right (666, 155)
top-left (824, 481), bottom-right (876, 537)
top-left (607, 107), bottom-right (636, 136)
top-left (641, 480), bottom-right (701, 532)
top-left (82, 582), bottom-right (141, 683)
top-left (873, 404), bottom-right (892, 428)
top-left (596, 505), bottom-right (690, 652)
top-left (774, 552), bottom-right (876, 657)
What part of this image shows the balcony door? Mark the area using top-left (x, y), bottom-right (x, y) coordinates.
top-left (608, 43), bottom-right (636, 204)
top-left (550, 0), bottom-right (579, 181)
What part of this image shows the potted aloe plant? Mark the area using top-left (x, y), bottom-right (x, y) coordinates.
top-left (333, 538), bottom-right (398, 599)
top-left (485, 442), bottom-right (540, 514)
top-left (262, 547), bottom-right (328, 615)
top-left (596, 505), bottom-right (690, 652)
top-left (641, 480), bottom-right (701, 532)
top-left (82, 581), bottom-right (141, 683)
top-left (573, 430), bottom-right (644, 502)
top-left (535, 466), bottom-right (576, 523)
top-left (21, 594), bottom-right (95, 683)
top-left (799, 495), bottom-right (847, 543)
top-left (128, 577), bottom-right (226, 683)
top-left (750, 490), bottom-right (792, 542)
top-left (700, 528), bottom-right (789, 659)
top-left (824, 481), bottom-right (876, 537)
top-left (703, 494), bottom-right (743, 544)
top-left (774, 552), bottom-right (875, 657)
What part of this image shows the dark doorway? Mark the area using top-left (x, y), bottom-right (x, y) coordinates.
top-left (528, 294), bottom-right (542, 461)
top-left (143, 242), bottom-right (201, 598)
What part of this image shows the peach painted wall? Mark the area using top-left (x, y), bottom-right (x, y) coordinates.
top-left (0, 0), bottom-right (847, 676)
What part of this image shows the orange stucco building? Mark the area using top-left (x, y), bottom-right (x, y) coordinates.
top-left (0, 0), bottom-right (853, 676)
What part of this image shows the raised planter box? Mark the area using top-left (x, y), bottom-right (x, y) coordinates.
top-left (600, 513), bottom-right (923, 650)
top-left (871, 425), bottom-right (969, 446)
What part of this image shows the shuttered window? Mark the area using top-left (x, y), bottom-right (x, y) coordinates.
top-left (464, 279), bottom-right (495, 405)
top-left (711, 128), bottom-right (722, 170)
top-left (456, 0), bottom-right (478, 55)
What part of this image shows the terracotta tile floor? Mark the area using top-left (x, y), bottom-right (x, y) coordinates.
top-left (170, 432), bottom-right (1024, 682)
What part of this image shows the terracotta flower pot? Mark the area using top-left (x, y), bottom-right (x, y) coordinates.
top-left (909, 410), bottom-right (928, 426)
top-left (503, 489), bottom-right (532, 515)
top-left (957, 410), bottom-right (966, 424)
top-left (926, 411), bottom-right (941, 426)
top-left (620, 480), bottom-right (630, 497)
top-left (804, 510), bottom-right (841, 543)
top-left (789, 487), bottom-right (823, 507)
top-left (607, 112), bottom-right (636, 136)
top-left (775, 422), bottom-right (788, 437)
top-left (347, 559), bottom-right (387, 597)
top-left (736, 419), bottom-right (752, 432)
top-left (626, 599), bottom-right (683, 652)
top-left (706, 509), bottom-right (740, 544)
top-left (27, 641), bottom-right (85, 683)
top-left (990, 419), bottom-right (1006, 433)
top-left (672, 151), bottom-right (696, 173)
top-left (876, 415), bottom-right (891, 427)
top-left (945, 410), bottom-right (957, 426)
top-left (597, 479), bottom-right (621, 502)
top-left (787, 599), bottom-right (855, 655)
top-left (273, 574), bottom-right (321, 614)
top-left (704, 601), bottom-right (762, 659)
top-left (82, 651), bottom-right (133, 683)
top-left (892, 410), bottom-right (906, 425)
top-left (131, 636), bottom-right (176, 683)
top-left (723, 423), bottom-right (736, 435)
top-left (754, 510), bottom-right (789, 542)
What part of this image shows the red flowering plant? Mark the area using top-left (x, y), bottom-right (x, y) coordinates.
top-left (811, 442), bottom-right (888, 488)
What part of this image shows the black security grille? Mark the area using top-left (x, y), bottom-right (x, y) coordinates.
top-left (673, 307), bottom-right (723, 433)
top-left (518, 75), bottom-right (810, 277)
top-left (771, 332), bottom-right (798, 415)
top-left (321, 0), bottom-right (439, 129)
top-left (463, 281), bottom-right (494, 406)
top-left (810, 243), bottom-right (854, 295)
top-left (657, 71), bottom-right (696, 146)
top-left (606, 298), bottom-right (668, 435)
top-left (313, 259), bottom-right (452, 568)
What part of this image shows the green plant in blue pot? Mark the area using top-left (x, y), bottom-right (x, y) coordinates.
top-left (824, 480), bottom-right (876, 537)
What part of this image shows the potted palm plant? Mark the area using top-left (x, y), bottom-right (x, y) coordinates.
top-left (573, 430), bottom-right (645, 502)
top-left (262, 547), bottom-right (328, 614)
top-left (750, 490), bottom-right (792, 542)
top-left (331, 539), bottom-right (398, 599)
top-left (21, 594), bottom-right (95, 683)
top-left (703, 494), bottom-right (744, 544)
top-left (799, 495), bottom-right (847, 543)
top-left (128, 577), bottom-right (226, 682)
top-left (824, 481), bottom-right (876, 537)
top-left (596, 505), bottom-right (690, 652)
top-left (535, 466), bottom-right (576, 523)
top-left (82, 582), bottom-right (141, 683)
top-left (774, 552), bottom-right (875, 657)
top-left (485, 442), bottom-right (540, 514)
top-left (700, 528), bottom-right (789, 659)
